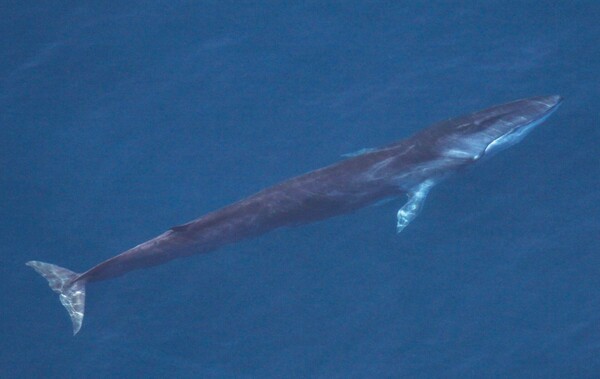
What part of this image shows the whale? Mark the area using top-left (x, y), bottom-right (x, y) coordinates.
top-left (27, 95), bottom-right (562, 334)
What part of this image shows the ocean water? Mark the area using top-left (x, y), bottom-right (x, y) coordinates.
top-left (2, 2), bottom-right (599, 378)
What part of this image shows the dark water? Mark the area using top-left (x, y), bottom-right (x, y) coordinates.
top-left (2, 2), bottom-right (599, 378)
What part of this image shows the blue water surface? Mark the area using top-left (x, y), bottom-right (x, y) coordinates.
top-left (2, 2), bottom-right (599, 378)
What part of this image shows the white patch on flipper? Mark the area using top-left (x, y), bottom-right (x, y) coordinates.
top-left (396, 179), bottom-right (436, 233)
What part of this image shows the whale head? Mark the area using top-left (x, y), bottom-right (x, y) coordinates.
top-left (437, 95), bottom-right (562, 160)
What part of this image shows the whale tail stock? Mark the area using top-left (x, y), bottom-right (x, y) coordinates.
top-left (26, 261), bottom-right (86, 335)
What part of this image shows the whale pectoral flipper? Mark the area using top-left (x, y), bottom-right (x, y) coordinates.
top-left (26, 261), bottom-right (86, 335)
top-left (396, 180), bottom-right (436, 233)
top-left (341, 147), bottom-right (376, 158)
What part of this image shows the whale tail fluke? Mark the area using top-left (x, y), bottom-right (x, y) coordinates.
top-left (26, 261), bottom-right (86, 335)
